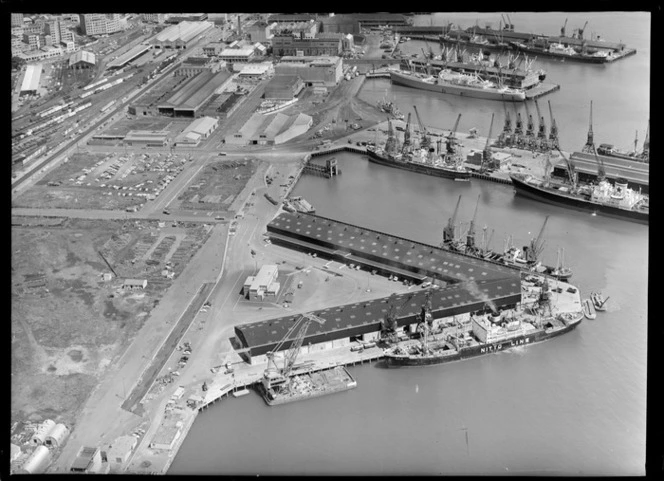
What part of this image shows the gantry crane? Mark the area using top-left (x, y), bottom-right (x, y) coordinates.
top-left (525, 215), bottom-right (549, 264)
top-left (582, 100), bottom-right (595, 153)
top-left (413, 105), bottom-right (430, 149)
top-left (263, 313), bottom-right (326, 393)
top-left (443, 195), bottom-right (462, 246)
top-left (481, 113), bottom-right (495, 172)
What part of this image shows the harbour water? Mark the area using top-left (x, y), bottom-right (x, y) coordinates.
top-left (169, 12), bottom-right (648, 476)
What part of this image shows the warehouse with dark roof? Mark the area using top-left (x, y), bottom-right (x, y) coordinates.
top-left (235, 277), bottom-right (522, 364)
top-left (157, 70), bottom-right (231, 117)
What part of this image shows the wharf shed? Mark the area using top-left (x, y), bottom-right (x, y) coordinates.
top-left (150, 20), bottom-right (214, 49)
top-left (158, 70), bottom-right (231, 117)
top-left (106, 44), bottom-right (151, 69)
top-left (227, 112), bottom-right (312, 145)
top-left (235, 277), bottom-right (522, 363)
top-left (560, 152), bottom-right (649, 193)
top-left (266, 212), bottom-right (519, 283)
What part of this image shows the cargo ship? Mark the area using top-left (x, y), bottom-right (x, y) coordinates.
top-left (257, 366), bottom-right (357, 406)
top-left (390, 69), bottom-right (526, 102)
top-left (384, 280), bottom-right (583, 367)
top-left (366, 147), bottom-right (471, 181)
top-left (510, 173), bottom-right (648, 224)
top-left (508, 41), bottom-right (614, 63)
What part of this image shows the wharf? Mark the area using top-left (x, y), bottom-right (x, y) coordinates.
top-left (525, 82), bottom-right (561, 100)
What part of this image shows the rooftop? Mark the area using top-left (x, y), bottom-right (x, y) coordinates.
top-left (107, 44), bottom-right (151, 68)
top-left (220, 48), bottom-right (255, 57)
top-left (68, 50), bottom-right (95, 66)
top-left (152, 20), bottom-right (213, 43)
top-left (160, 71), bottom-right (231, 110)
top-left (20, 63), bottom-right (42, 92)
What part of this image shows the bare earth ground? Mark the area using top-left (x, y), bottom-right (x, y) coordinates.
top-left (11, 216), bottom-right (212, 432)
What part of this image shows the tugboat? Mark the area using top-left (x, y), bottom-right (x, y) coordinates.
top-left (590, 291), bottom-right (609, 311)
top-left (377, 91), bottom-right (405, 120)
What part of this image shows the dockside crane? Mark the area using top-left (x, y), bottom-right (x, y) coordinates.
top-left (582, 100), bottom-right (595, 153)
top-left (560, 18), bottom-right (568, 37)
top-left (413, 105), bottom-right (430, 149)
top-left (524, 101), bottom-right (535, 138)
top-left (534, 99), bottom-right (547, 140)
top-left (506, 13), bottom-right (514, 31)
top-left (642, 120), bottom-right (650, 160)
top-left (465, 195), bottom-right (481, 255)
top-left (556, 146), bottom-right (578, 188)
top-left (446, 113), bottom-right (462, 154)
top-left (382, 293), bottom-right (414, 342)
top-left (578, 20), bottom-right (588, 40)
top-left (547, 100), bottom-right (559, 149)
top-left (263, 313), bottom-right (326, 393)
top-left (443, 195), bottom-right (462, 246)
top-left (481, 113), bottom-right (495, 172)
top-left (592, 143), bottom-right (606, 183)
top-left (401, 112), bottom-right (412, 154)
top-left (525, 215), bottom-right (549, 264)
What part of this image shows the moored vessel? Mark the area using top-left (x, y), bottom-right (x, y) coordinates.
top-left (258, 366), bottom-right (357, 406)
top-left (590, 292), bottom-right (609, 311)
top-left (582, 298), bottom-right (597, 320)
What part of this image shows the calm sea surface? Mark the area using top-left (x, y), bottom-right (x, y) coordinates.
top-left (169, 12), bottom-right (648, 476)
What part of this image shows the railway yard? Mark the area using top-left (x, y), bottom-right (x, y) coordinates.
top-left (10, 12), bottom-right (645, 476)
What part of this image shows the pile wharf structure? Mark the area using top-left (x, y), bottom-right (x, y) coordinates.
top-left (232, 212), bottom-right (522, 364)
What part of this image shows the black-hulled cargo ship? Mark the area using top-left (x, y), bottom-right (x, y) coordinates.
top-left (510, 173), bottom-right (648, 224)
top-left (366, 147), bottom-right (471, 181)
top-left (384, 309), bottom-right (583, 367)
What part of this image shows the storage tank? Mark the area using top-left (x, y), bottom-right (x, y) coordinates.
top-left (30, 419), bottom-right (56, 446)
top-left (17, 445), bottom-right (51, 474)
top-left (45, 423), bottom-right (70, 448)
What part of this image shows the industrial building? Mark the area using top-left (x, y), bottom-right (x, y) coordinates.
top-left (20, 63), bottom-right (42, 95)
top-left (271, 32), bottom-right (343, 57)
top-left (150, 20), bottom-right (214, 49)
top-left (275, 56), bottom-right (343, 87)
top-left (107, 435), bottom-right (137, 466)
top-left (264, 75), bottom-right (305, 100)
top-left (157, 70), bottom-right (231, 117)
top-left (319, 13), bottom-right (409, 35)
top-left (70, 446), bottom-right (104, 473)
top-left (68, 50), bottom-right (96, 69)
top-left (106, 44), bottom-right (152, 69)
top-left (202, 42), bottom-right (225, 57)
top-left (226, 112), bottom-right (313, 145)
top-left (175, 56), bottom-right (222, 77)
top-left (271, 20), bottom-right (319, 38)
top-left (237, 62), bottom-right (274, 77)
top-left (142, 14), bottom-right (167, 24)
top-left (219, 47), bottom-right (255, 63)
top-left (124, 131), bottom-right (169, 147)
top-left (247, 21), bottom-right (275, 43)
top-left (235, 277), bottom-right (522, 364)
top-left (243, 265), bottom-right (280, 300)
top-left (122, 279), bottom-right (148, 289)
top-left (174, 116), bottom-right (219, 146)
top-left (267, 14), bottom-right (318, 24)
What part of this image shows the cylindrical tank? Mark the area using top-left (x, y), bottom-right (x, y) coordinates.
top-left (30, 419), bottom-right (56, 446)
top-left (17, 445), bottom-right (51, 474)
top-left (45, 423), bottom-right (70, 448)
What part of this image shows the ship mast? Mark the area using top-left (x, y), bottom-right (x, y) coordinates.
top-left (642, 119), bottom-right (649, 160)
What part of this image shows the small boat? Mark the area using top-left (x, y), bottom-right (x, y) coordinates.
top-left (582, 298), bottom-right (597, 320)
top-left (590, 291), bottom-right (609, 311)
top-left (549, 247), bottom-right (573, 281)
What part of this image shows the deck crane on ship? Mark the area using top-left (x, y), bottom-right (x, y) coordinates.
top-left (262, 313), bottom-right (326, 395)
top-left (381, 293), bottom-right (415, 343)
top-left (525, 215), bottom-right (549, 264)
top-left (560, 18), bottom-right (568, 37)
top-left (401, 112), bottom-right (412, 155)
top-left (465, 195), bottom-right (482, 256)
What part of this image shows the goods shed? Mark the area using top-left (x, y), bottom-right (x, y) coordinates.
top-left (235, 277), bottom-right (522, 363)
top-left (267, 212), bottom-right (520, 283)
top-left (158, 70), bottom-right (231, 117)
top-left (106, 44), bottom-right (151, 69)
top-left (150, 20), bottom-right (214, 49)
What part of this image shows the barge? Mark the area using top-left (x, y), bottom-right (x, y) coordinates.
top-left (257, 366), bottom-right (357, 406)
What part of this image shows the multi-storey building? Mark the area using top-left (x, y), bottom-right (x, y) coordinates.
top-left (271, 32), bottom-right (342, 57)
top-left (11, 13), bottom-right (24, 28)
top-left (80, 14), bottom-right (123, 36)
top-left (23, 33), bottom-right (41, 50)
top-left (142, 14), bottom-right (167, 24)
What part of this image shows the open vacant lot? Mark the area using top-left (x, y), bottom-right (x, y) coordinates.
top-left (11, 217), bottom-right (213, 432)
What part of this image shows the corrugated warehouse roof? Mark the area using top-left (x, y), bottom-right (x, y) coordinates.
top-left (125, 131), bottom-right (168, 142)
top-left (153, 20), bottom-right (213, 43)
top-left (267, 212), bottom-right (519, 283)
top-left (262, 114), bottom-right (290, 139)
top-left (235, 278), bottom-right (522, 353)
top-left (266, 74), bottom-right (302, 88)
top-left (220, 48), bottom-right (254, 57)
top-left (21, 63), bottom-right (42, 92)
top-left (186, 116), bottom-right (218, 134)
top-left (566, 151), bottom-right (649, 186)
top-left (107, 44), bottom-right (151, 68)
top-left (160, 71), bottom-right (230, 110)
top-left (69, 50), bottom-right (96, 66)
top-left (239, 112), bottom-right (273, 137)
top-left (268, 14), bottom-right (318, 23)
